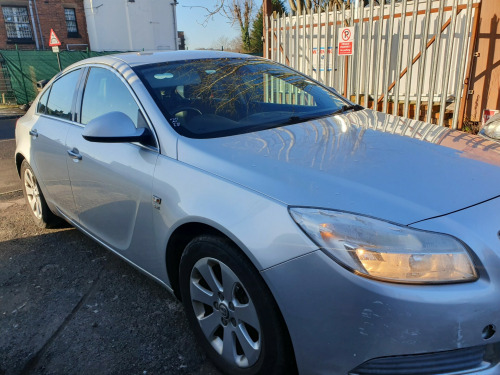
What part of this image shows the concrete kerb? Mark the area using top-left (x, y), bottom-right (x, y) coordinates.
top-left (0, 114), bottom-right (24, 120)
top-left (0, 105), bottom-right (27, 119)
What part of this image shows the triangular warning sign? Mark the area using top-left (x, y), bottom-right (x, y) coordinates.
top-left (48, 29), bottom-right (61, 47)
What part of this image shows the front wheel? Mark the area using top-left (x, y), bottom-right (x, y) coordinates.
top-left (179, 235), bottom-right (296, 375)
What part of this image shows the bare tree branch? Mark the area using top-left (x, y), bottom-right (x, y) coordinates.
top-left (288, 0), bottom-right (345, 14)
top-left (181, 1), bottom-right (229, 26)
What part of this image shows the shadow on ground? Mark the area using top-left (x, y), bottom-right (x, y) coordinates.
top-left (0, 199), bottom-right (220, 375)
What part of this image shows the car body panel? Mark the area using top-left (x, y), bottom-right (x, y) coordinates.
top-left (178, 110), bottom-right (500, 225)
top-left (411, 196), bottom-right (500, 280)
top-left (151, 154), bottom-right (318, 275)
top-left (263, 196), bottom-right (500, 374)
top-left (14, 51), bottom-right (500, 374)
top-left (263, 249), bottom-right (500, 374)
top-left (65, 124), bottom-right (158, 254)
top-left (110, 50), bottom-right (248, 67)
top-left (17, 110), bottom-right (79, 221)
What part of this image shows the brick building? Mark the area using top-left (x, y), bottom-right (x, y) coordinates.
top-left (0, 0), bottom-right (89, 50)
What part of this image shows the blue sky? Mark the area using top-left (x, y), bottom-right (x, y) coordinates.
top-left (176, 1), bottom-right (241, 50)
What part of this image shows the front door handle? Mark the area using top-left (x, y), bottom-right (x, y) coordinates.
top-left (67, 148), bottom-right (82, 161)
top-left (29, 129), bottom-right (38, 138)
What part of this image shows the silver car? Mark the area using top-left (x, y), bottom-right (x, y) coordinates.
top-left (15, 51), bottom-right (500, 375)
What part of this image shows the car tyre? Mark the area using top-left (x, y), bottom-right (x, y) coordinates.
top-left (179, 235), bottom-right (296, 375)
top-left (21, 160), bottom-right (59, 228)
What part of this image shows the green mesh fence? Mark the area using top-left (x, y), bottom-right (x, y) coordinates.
top-left (0, 49), bottom-right (119, 105)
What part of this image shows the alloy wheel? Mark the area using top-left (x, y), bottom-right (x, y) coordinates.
top-left (24, 168), bottom-right (42, 220)
top-left (189, 257), bottom-right (261, 368)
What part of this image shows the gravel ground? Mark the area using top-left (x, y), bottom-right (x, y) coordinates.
top-left (0, 192), bottom-right (221, 375)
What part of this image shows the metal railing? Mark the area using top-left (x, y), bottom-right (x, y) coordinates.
top-left (265, 0), bottom-right (480, 129)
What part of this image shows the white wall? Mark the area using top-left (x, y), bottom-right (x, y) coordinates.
top-left (84, 0), bottom-right (178, 52)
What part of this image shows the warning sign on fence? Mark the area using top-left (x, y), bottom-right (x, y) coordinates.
top-left (338, 27), bottom-right (354, 56)
top-left (312, 47), bottom-right (334, 72)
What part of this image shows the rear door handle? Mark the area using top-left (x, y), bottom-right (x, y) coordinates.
top-left (67, 148), bottom-right (82, 161)
top-left (29, 129), bottom-right (38, 138)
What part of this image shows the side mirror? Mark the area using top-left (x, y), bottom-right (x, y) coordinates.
top-left (82, 111), bottom-right (151, 143)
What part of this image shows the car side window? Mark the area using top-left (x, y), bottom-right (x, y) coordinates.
top-left (81, 67), bottom-right (142, 127)
top-left (36, 87), bottom-right (50, 114)
top-left (45, 69), bottom-right (81, 120)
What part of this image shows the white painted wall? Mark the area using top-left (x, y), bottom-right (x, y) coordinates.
top-left (84, 0), bottom-right (178, 52)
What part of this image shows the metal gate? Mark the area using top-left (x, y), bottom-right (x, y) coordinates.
top-left (265, 0), bottom-right (480, 129)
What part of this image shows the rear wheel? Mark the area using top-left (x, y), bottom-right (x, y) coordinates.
top-left (21, 160), bottom-right (58, 228)
top-left (179, 235), bottom-right (296, 375)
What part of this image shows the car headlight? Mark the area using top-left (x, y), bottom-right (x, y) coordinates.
top-left (289, 207), bottom-right (477, 284)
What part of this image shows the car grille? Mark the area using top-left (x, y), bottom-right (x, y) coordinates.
top-left (350, 344), bottom-right (500, 375)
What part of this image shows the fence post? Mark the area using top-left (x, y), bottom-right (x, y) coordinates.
top-left (452, 0), bottom-right (474, 130)
top-left (403, 0), bottom-right (419, 118)
top-left (342, 2), bottom-right (348, 97)
top-left (263, 0), bottom-right (271, 59)
top-left (426, 1), bottom-right (445, 123)
top-left (414, 0), bottom-right (433, 121)
top-left (457, 0), bottom-right (481, 129)
top-left (56, 52), bottom-right (62, 72)
top-left (15, 44), bottom-right (29, 105)
top-left (364, 0), bottom-right (375, 108)
top-left (439, 1), bottom-right (459, 127)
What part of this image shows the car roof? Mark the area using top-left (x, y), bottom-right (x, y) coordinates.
top-left (71, 50), bottom-right (256, 69)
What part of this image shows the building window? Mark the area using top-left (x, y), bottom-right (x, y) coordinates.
top-left (64, 8), bottom-right (79, 37)
top-left (2, 6), bottom-right (33, 43)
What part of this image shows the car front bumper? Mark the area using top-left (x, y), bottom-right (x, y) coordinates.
top-left (262, 248), bottom-right (500, 374)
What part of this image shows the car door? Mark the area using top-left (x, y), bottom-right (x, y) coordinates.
top-left (29, 68), bottom-right (83, 221)
top-left (65, 66), bottom-right (159, 260)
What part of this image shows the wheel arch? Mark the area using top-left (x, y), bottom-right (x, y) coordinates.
top-left (15, 152), bottom-right (26, 177)
top-left (166, 221), bottom-right (244, 300)
top-left (166, 220), bottom-right (299, 374)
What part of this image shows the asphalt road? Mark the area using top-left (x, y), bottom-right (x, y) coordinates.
top-left (0, 119), bottom-right (21, 195)
top-left (0, 119), bottom-right (16, 141)
top-left (0, 120), bottom-right (221, 374)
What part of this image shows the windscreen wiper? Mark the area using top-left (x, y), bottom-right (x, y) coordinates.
top-left (284, 113), bottom-right (332, 125)
top-left (284, 105), bottom-right (364, 125)
top-left (336, 104), bottom-right (364, 113)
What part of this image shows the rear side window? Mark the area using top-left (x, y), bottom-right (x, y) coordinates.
top-left (45, 69), bottom-right (81, 121)
top-left (37, 88), bottom-right (50, 114)
top-left (81, 67), bottom-right (142, 127)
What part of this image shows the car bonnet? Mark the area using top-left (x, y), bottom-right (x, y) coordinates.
top-left (177, 109), bottom-right (500, 225)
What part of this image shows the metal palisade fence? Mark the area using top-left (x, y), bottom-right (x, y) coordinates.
top-left (265, 0), bottom-right (480, 129)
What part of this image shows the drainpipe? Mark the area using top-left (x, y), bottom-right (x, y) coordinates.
top-left (124, 1), bottom-right (134, 51)
top-left (28, 0), bottom-right (40, 50)
top-left (171, 1), bottom-right (178, 50)
top-left (32, 0), bottom-right (44, 50)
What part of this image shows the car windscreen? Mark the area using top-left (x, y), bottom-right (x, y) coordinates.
top-left (134, 57), bottom-right (349, 139)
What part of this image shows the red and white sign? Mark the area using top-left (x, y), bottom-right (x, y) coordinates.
top-left (338, 27), bottom-right (354, 56)
top-left (482, 109), bottom-right (499, 126)
top-left (48, 29), bottom-right (61, 47)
